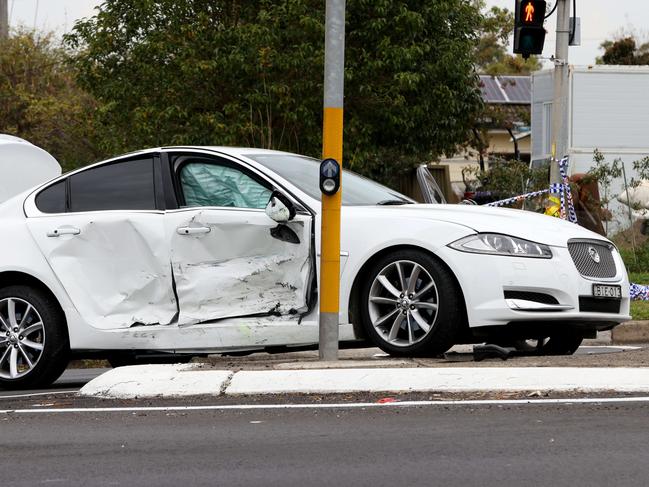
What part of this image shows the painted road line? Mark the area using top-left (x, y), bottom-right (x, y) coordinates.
top-left (4, 396), bottom-right (649, 415)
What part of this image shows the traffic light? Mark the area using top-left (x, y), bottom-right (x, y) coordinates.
top-left (514, 0), bottom-right (547, 59)
top-left (320, 158), bottom-right (341, 196)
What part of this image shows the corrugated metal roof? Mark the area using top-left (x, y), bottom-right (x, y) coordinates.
top-left (479, 75), bottom-right (531, 105)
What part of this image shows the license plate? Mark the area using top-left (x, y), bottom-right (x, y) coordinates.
top-left (592, 284), bottom-right (622, 298)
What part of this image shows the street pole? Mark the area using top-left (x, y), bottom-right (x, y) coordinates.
top-left (549, 0), bottom-right (570, 184)
top-left (319, 0), bottom-right (345, 361)
top-left (0, 0), bottom-right (8, 39)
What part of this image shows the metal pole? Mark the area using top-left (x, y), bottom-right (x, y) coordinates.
top-left (621, 161), bottom-right (638, 266)
top-left (549, 0), bottom-right (570, 184)
top-left (319, 0), bottom-right (345, 361)
top-left (0, 0), bottom-right (8, 39)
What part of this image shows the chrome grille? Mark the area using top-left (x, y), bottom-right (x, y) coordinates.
top-left (568, 240), bottom-right (616, 278)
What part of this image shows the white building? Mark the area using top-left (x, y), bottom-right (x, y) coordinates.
top-left (532, 65), bottom-right (649, 232)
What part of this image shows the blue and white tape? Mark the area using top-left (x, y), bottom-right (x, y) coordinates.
top-left (484, 158), bottom-right (579, 224)
top-left (630, 283), bottom-right (649, 301)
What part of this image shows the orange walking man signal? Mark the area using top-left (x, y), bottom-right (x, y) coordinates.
top-left (514, 1), bottom-right (546, 58)
top-left (524, 2), bottom-right (535, 22)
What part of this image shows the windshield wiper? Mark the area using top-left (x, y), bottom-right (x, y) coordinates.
top-left (376, 199), bottom-right (413, 206)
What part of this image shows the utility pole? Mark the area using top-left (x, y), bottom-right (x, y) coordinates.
top-left (319, 0), bottom-right (345, 361)
top-left (549, 0), bottom-right (571, 184)
top-left (0, 0), bottom-right (8, 39)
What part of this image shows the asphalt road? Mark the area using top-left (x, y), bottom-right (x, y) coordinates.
top-left (0, 368), bottom-right (108, 397)
top-left (2, 402), bottom-right (649, 486)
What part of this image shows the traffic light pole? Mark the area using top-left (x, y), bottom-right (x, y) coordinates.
top-left (550, 0), bottom-right (571, 184)
top-left (319, 0), bottom-right (345, 361)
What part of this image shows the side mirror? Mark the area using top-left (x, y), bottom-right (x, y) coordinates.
top-left (265, 191), bottom-right (296, 223)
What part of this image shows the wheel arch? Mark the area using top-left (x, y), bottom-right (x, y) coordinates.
top-left (348, 244), bottom-right (469, 341)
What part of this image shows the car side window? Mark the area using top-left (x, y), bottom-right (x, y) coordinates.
top-left (35, 180), bottom-right (66, 213)
top-left (180, 162), bottom-right (272, 209)
top-left (69, 157), bottom-right (156, 212)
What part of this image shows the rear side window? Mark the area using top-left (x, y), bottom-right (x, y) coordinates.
top-left (35, 180), bottom-right (66, 213)
top-left (69, 157), bottom-right (156, 212)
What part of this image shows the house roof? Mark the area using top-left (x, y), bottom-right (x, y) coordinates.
top-left (478, 75), bottom-right (531, 105)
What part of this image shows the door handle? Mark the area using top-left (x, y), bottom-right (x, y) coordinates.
top-left (47, 227), bottom-right (81, 237)
top-left (177, 226), bottom-right (211, 235)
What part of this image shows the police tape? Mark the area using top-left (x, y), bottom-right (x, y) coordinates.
top-left (484, 158), bottom-right (579, 224)
top-left (557, 157), bottom-right (579, 223)
top-left (630, 283), bottom-right (649, 301)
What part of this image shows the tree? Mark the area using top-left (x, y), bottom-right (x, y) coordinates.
top-left (0, 30), bottom-right (100, 171)
top-left (65, 0), bottom-right (485, 184)
top-left (597, 36), bottom-right (649, 65)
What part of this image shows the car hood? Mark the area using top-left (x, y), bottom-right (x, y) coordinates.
top-left (346, 204), bottom-right (608, 248)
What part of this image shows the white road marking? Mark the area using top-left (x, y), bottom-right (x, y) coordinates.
top-left (3, 396), bottom-right (649, 414)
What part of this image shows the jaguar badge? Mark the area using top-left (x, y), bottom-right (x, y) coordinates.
top-left (588, 247), bottom-right (601, 264)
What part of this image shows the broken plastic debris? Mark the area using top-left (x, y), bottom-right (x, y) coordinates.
top-left (376, 397), bottom-right (398, 404)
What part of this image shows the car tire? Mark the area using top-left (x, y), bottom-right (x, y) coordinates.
top-left (0, 285), bottom-right (69, 389)
top-left (508, 332), bottom-right (584, 355)
top-left (360, 249), bottom-right (463, 357)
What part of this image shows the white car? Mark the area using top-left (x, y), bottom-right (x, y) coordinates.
top-left (0, 146), bottom-right (631, 388)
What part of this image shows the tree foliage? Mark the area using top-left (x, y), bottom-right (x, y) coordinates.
top-left (597, 36), bottom-right (649, 65)
top-left (0, 30), bottom-right (99, 170)
top-left (65, 0), bottom-right (485, 183)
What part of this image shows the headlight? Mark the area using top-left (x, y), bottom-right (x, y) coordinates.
top-left (448, 233), bottom-right (552, 259)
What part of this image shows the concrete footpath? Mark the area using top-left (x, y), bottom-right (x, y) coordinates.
top-left (79, 345), bottom-right (649, 399)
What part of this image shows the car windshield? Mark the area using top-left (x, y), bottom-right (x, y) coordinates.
top-left (249, 153), bottom-right (413, 206)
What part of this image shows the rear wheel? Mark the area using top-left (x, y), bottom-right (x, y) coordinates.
top-left (0, 286), bottom-right (69, 389)
top-left (360, 249), bottom-right (463, 357)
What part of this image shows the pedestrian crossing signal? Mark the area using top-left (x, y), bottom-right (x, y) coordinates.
top-left (514, 0), bottom-right (547, 58)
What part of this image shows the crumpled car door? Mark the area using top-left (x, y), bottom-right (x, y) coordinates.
top-left (27, 213), bottom-right (177, 329)
top-left (166, 208), bottom-right (313, 325)
top-left (166, 157), bottom-right (314, 326)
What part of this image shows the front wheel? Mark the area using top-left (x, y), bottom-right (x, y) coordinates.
top-left (0, 286), bottom-right (69, 389)
top-left (360, 250), bottom-right (464, 357)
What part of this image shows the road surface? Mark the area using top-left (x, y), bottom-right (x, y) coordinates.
top-left (1, 401), bottom-right (648, 486)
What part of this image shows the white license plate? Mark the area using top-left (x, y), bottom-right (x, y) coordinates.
top-left (592, 284), bottom-right (622, 298)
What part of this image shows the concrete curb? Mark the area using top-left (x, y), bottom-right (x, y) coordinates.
top-left (79, 364), bottom-right (649, 399)
top-left (612, 321), bottom-right (649, 344)
top-left (80, 364), bottom-right (232, 398)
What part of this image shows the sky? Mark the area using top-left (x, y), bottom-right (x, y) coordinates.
top-left (6, 0), bottom-right (649, 66)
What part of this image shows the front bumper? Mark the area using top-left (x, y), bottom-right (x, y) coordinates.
top-left (447, 244), bottom-right (631, 329)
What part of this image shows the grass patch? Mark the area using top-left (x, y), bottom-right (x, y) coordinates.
top-left (629, 272), bottom-right (649, 284)
top-left (631, 301), bottom-right (649, 321)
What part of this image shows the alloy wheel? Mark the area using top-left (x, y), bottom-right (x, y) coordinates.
top-left (0, 297), bottom-right (45, 379)
top-left (368, 260), bottom-right (439, 347)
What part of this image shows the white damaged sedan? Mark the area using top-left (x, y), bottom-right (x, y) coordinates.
top-left (0, 146), bottom-right (631, 388)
